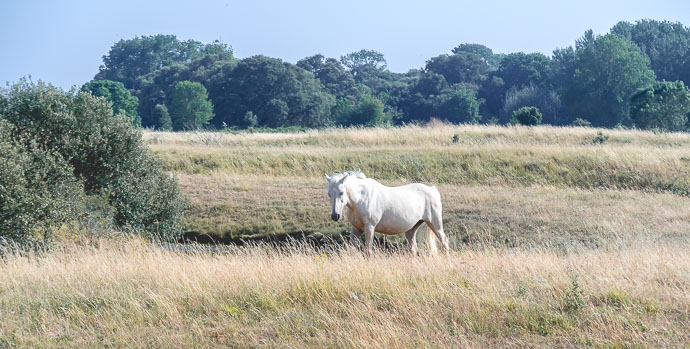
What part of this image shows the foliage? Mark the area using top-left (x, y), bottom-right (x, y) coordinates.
top-left (297, 54), bottom-right (359, 100)
top-left (0, 80), bottom-right (186, 242)
top-left (452, 43), bottom-right (503, 69)
top-left (0, 120), bottom-right (85, 246)
top-left (478, 53), bottom-right (551, 120)
top-left (82, 79), bottom-right (141, 126)
top-left (571, 118), bottom-right (591, 127)
top-left (564, 34), bottom-right (656, 127)
top-left (631, 80), bottom-right (690, 131)
top-left (563, 275), bottom-right (586, 312)
top-left (210, 55), bottom-right (335, 128)
top-left (439, 89), bottom-right (481, 124)
top-left (96, 34), bottom-right (233, 89)
top-left (336, 94), bottom-right (390, 127)
top-left (136, 54), bottom-right (234, 128)
top-left (169, 81), bottom-right (214, 130)
top-left (425, 52), bottom-right (488, 84)
top-left (611, 19), bottom-right (690, 84)
top-left (592, 131), bottom-right (609, 144)
top-left (92, 25), bottom-right (690, 131)
top-left (502, 85), bottom-right (564, 124)
top-left (495, 53), bottom-right (551, 89)
top-left (340, 49), bottom-right (387, 73)
top-left (513, 106), bottom-right (542, 126)
top-left (153, 104), bottom-right (172, 131)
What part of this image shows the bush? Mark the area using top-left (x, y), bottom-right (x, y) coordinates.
top-left (571, 118), bottom-right (592, 127)
top-left (513, 106), bottom-right (542, 126)
top-left (0, 120), bottom-right (85, 246)
top-left (0, 80), bottom-right (187, 244)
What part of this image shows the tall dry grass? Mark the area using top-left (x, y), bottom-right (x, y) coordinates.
top-left (2, 125), bottom-right (688, 347)
top-left (1, 239), bottom-right (688, 347)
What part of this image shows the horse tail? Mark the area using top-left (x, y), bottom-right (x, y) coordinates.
top-left (425, 224), bottom-right (438, 255)
top-left (426, 185), bottom-right (441, 255)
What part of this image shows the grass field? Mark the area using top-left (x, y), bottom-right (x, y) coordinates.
top-left (2, 124), bottom-right (689, 347)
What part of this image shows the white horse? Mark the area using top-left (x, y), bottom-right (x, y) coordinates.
top-left (325, 171), bottom-right (449, 255)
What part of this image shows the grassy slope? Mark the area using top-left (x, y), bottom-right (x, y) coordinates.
top-left (2, 124), bottom-right (689, 347)
top-left (148, 125), bottom-right (690, 246)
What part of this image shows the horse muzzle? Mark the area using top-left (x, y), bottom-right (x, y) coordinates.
top-left (331, 213), bottom-right (341, 222)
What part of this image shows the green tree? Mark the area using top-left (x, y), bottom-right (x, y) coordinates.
top-left (297, 54), bottom-right (359, 101)
top-left (136, 53), bottom-right (235, 128)
top-left (153, 104), bottom-right (172, 131)
top-left (95, 35), bottom-right (233, 89)
top-left (502, 85), bottom-right (564, 125)
top-left (611, 20), bottom-right (690, 84)
top-left (210, 55), bottom-right (335, 128)
top-left (169, 81), bottom-right (214, 130)
top-left (478, 52), bottom-right (550, 121)
top-left (631, 80), bottom-right (690, 131)
top-left (513, 106), bottom-right (542, 126)
top-left (340, 94), bottom-right (390, 127)
top-left (452, 43), bottom-right (504, 70)
top-left (425, 52), bottom-right (488, 84)
top-left (549, 46), bottom-right (577, 92)
top-left (439, 89), bottom-right (481, 124)
top-left (340, 49), bottom-right (387, 73)
top-left (495, 52), bottom-right (551, 89)
top-left (82, 79), bottom-right (141, 126)
top-left (565, 34), bottom-right (656, 127)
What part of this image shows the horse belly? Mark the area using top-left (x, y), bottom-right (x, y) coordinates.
top-left (374, 213), bottom-right (421, 235)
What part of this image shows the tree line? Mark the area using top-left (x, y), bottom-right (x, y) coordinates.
top-left (87, 19), bottom-right (690, 132)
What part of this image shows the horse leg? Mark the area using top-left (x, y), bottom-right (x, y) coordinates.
top-left (349, 226), bottom-right (363, 246)
top-left (425, 214), bottom-right (450, 256)
top-left (405, 220), bottom-right (424, 256)
top-left (363, 224), bottom-right (375, 256)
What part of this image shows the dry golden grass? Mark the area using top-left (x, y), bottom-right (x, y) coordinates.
top-left (144, 124), bottom-right (690, 149)
top-left (179, 173), bottom-right (690, 250)
top-left (1, 240), bottom-right (688, 347)
top-left (2, 125), bottom-right (689, 347)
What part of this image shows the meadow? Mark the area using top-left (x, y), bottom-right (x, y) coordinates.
top-left (1, 124), bottom-right (689, 347)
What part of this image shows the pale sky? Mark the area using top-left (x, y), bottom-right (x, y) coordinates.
top-left (1, 0), bottom-right (689, 89)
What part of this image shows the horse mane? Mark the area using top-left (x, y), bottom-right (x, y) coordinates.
top-left (328, 170), bottom-right (366, 183)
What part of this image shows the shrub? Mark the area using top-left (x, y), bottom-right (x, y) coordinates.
top-left (513, 106), bottom-right (542, 126)
top-left (0, 80), bottom-right (187, 243)
top-left (0, 120), bottom-right (85, 246)
top-left (563, 275), bottom-right (585, 312)
top-left (592, 131), bottom-right (609, 144)
top-left (571, 118), bottom-right (592, 127)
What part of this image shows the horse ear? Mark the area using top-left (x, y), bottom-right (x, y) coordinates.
top-left (325, 174), bottom-right (331, 181)
top-left (340, 173), bottom-right (350, 183)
